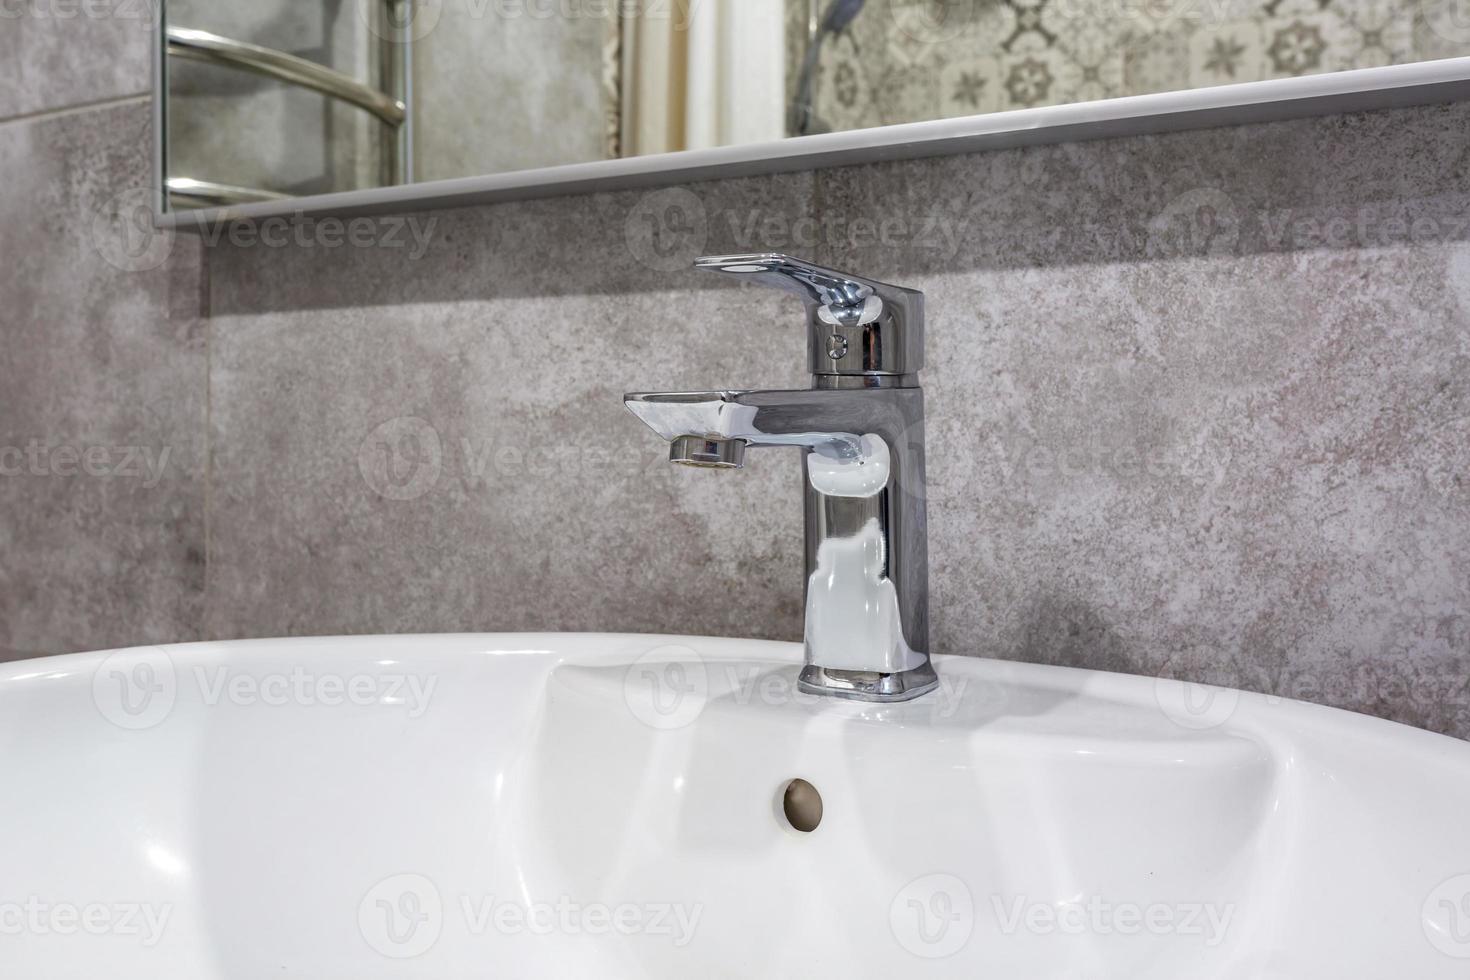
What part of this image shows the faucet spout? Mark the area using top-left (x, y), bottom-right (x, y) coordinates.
top-left (624, 384), bottom-right (935, 702)
top-left (625, 390), bottom-right (867, 459)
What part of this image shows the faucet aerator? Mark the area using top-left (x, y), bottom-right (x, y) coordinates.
top-left (670, 435), bottom-right (747, 469)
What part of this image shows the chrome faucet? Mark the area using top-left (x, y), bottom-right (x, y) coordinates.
top-left (626, 254), bottom-right (936, 702)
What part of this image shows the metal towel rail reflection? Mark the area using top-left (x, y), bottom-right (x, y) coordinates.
top-left (166, 27), bottom-right (406, 125)
top-left (164, 22), bottom-right (411, 207)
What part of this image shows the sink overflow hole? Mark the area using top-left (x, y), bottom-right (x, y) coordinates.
top-left (781, 778), bottom-right (823, 833)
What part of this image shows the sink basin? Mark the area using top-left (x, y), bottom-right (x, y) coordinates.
top-left (4, 633), bottom-right (1469, 977)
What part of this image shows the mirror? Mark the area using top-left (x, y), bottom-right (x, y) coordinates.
top-left (159, 0), bottom-right (1470, 211)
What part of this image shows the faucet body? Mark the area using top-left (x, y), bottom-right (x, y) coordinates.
top-left (626, 255), bottom-right (937, 702)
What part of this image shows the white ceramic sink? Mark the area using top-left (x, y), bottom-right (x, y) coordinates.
top-left (3, 633), bottom-right (1469, 978)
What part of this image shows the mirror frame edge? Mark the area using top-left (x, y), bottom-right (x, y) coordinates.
top-left (148, 24), bottom-right (1470, 233)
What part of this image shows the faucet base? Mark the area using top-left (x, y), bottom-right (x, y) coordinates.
top-left (798, 661), bottom-right (939, 703)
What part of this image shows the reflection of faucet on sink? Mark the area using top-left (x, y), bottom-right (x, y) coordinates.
top-left (626, 254), bottom-right (936, 702)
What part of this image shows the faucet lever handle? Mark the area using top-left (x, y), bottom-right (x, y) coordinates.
top-left (695, 254), bottom-right (881, 312)
top-left (694, 253), bottom-right (924, 378)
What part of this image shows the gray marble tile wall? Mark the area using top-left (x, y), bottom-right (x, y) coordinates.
top-left (0, 9), bottom-right (207, 661)
top-left (0, 0), bottom-right (153, 120)
top-left (2, 12), bottom-right (1466, 740)
top-left (200, 100), bottom-right (1470, 739)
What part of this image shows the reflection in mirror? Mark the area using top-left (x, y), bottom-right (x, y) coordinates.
top-left (162, 0), bottom-right (1470, 210)
top-left (164, 0), bottom-right (408, 208)
top-left (796, 0), bottom-right (1470, 127)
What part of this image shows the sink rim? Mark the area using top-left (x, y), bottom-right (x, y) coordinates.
top-left (4, 631), bottom-right (1466, 754)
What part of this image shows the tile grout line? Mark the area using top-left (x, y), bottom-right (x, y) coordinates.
top-left (201, 241), bottom-right (213, 642)
top-left (0, 92), bottom-right (149, 129)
